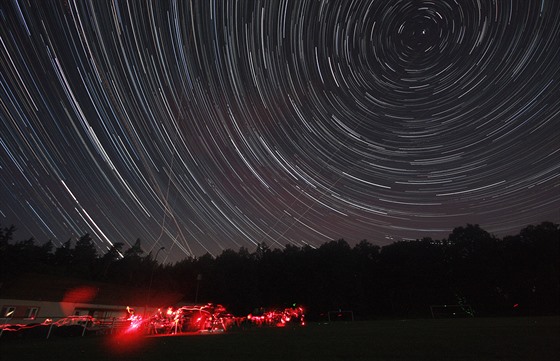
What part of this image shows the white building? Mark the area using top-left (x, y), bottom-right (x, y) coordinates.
top-left (0, 273), bottom-right (184, 325)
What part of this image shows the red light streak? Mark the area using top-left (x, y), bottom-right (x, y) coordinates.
top-left (0, 301), bottom-right (306, 354)
top-left (245, 306), bottom-right (306, 328)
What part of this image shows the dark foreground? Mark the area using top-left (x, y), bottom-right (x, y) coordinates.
top-left (1, 317), bottom-right (558, 361)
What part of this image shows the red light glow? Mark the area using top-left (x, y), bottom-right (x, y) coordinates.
top-left (0, 301), bottom-right (306, 353)
top-left (62, 286), bottom-right (98, 303)
top-left (245, 306), bottom-right (305, 328)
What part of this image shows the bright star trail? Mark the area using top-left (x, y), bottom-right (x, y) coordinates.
top-left (1, 1), bottom-right (559, 263)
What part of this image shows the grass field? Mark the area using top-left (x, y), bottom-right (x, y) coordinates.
top-left (1, 316), bottom-right (558, 361)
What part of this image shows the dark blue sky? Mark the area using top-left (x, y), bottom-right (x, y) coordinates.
top-left (1, 0), bottom-right (558, 263)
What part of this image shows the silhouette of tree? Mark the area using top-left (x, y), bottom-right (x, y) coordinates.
top-left (1, 221), bottom-right (558, 319)
top-left (54, 239), bottom-right (73, 272)
top-left (0, 224), bottom-right (16, 248)
top-left (254, 242), bottom-right (271, 261)
top-left (168, 256), bottom-right (197, 301)
top-left (98, 242), bottom-right (124, 279)
top-left (378, 238), bottom-right (449, 317)
top-left (213, 248), bottom-right (258, 314)
top-left (351, 240), bottom-right (381, 317)
top-left (308, 239), bottom-right (356, 314)
top-left (512, 222), bottom-right (559, 314)
top-left (124, 238), bottom-right (144, 258)
top-left (192, 253), bottom-right (216, 304)
top-left (446, 224), bottom-right (502, 315)
top-left (110, 238), bottom-right (148, 286)
top-left (70, 233), bottom-right (98, 278)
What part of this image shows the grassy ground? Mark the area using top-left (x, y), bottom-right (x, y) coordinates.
top-left (1, 316), bottom-right (558, 361)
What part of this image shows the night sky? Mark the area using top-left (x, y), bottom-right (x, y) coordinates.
top-left (1, 0), bottom-right (558, 263)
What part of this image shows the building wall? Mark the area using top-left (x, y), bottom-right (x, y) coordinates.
top-left (0, 298), bottom-right (154, 325)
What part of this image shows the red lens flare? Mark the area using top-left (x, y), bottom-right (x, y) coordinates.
top-left (62, 286), bottom-right (98, 303)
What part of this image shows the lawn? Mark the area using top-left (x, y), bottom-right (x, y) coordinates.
top-left (1, 316), bottom-right (558, 361)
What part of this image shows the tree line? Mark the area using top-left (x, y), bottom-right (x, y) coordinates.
top-left (1, 222), bottom-right (558, 320)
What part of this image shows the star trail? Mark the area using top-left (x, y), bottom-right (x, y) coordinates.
top-left (1, 0), bottom-right (559, 263)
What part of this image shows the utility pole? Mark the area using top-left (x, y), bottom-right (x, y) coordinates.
top-left (195, 273), bottom-right (202, 304)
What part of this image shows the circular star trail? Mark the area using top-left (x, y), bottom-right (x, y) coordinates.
top-left (1, 0), bottom-right (559, 262)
